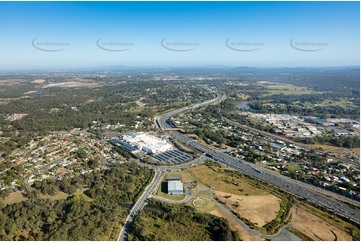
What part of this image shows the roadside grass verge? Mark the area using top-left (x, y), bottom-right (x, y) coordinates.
top-left (188, 162), bottom-right (268, 196)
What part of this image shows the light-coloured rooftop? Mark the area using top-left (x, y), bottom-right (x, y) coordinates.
top-left (122, 132), bottom-right (173, 154)
top-left (168, 180), bottom-right (183, 193)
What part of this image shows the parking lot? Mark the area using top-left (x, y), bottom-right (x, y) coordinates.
top-left (154, 149), bottom-right (194, 164)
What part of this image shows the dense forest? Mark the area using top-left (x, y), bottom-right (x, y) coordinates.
top-left (0, 162), bottom-right (153, 240)
top-left (0, 194), bottom-right (123, 240)
top-left (129, 200), bottom-right (239, 241)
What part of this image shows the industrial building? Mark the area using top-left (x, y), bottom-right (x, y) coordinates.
top-left (120, 132), bottom-right (173, 154)
top-left (167, 177), bottom-right (183, 195)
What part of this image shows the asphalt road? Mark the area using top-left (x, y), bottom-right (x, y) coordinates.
top-left (116, 154), bottom-right (207, 240)
top-left (117, 169), bottom-right (165, 241)
top-left (201, 188), bottom-right (295, 240)
top-left (117, 89), bottom-right (359, 241)
top-left (156, 92), bottom-right (360, 224)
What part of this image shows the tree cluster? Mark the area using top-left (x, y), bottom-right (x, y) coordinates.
top-left (129, 200), bottom-right (239, 241)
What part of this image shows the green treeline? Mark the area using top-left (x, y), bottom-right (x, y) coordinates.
top-left (0, 162), bottom-right (153, 240)
top-left (0, 194), bottom-right (123, 240)
top-left (263, 198), bottom-right (292, 233)
top-left (129, 200), bottom-right (239, 241)
top-left (294, 135), bottom-right (360, 149)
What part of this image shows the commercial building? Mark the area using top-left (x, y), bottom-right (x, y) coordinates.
top-left (121, 132), bottom-right (173, 154)
top-left (167, 177), bottom-right (183, 195)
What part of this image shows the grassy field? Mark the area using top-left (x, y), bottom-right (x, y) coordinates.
top-left (291, 206), bottom-right (353, 241)
top-left (312, 143), bottom-right (341, 151)
top-left (187, 163), bottom-right (268, 196)
top-left (186, 191), bottom-right (217, 213)
top-left (182, 163), bottom-right (279, 238)
top-left (155, 170), bottom-right (197, 201)
top-left (38, 191), bottom-right (69, 201)
top-left (264, 84), bottom-right (316, 96)
top-left (156, 186), bottom-right (186, 201)
top-left (166, 162), bottom-right (359, 240)
top-left (351, 148), bottom-right (360, 155)
top-left (4, 188), bottom-right (88, 205)
top-left (290, 201), bottom-right (359, 241)
top-left (155, 169), bottom-right (211, 201)
top-left (0, 137), bottom-right (10, 144)
top-left (286, 163), bottom-right (300, 173)
top-left (312, 143), bottom-right (357, 158)
top-left (4, 191), bottom-right (27, 205)
top-left (156, 175), bottom-right (186, 201)
top-left (37, 188), bottom-right (87, 201)
top-left (236, 93), bottom-right (251, 100)
top-left (165, 170), bottom-right (196, 183)
top-left (318, 98), bottom-right (357, 108)
top-left (186, 162), bottom-right (358, 239)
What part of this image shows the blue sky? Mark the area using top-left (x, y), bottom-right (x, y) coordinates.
top-left (0, 1), bottom-right (359, 68)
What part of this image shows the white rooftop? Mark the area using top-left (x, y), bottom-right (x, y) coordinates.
top-left (168, 180), bottom-right (183, 193)
top-left (122, 132), bottom-right (173, 154)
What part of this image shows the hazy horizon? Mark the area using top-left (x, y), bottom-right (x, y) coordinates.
top-left (0, 1), bottom-right (359, 68)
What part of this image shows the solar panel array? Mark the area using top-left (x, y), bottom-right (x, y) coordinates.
top-left (112, 139), bottom-right (139, 152)
top-left (154, 149), bottom-right (193, 164)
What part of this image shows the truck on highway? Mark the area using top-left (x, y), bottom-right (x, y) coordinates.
top-left (253, 168), bottom-right (265, 174)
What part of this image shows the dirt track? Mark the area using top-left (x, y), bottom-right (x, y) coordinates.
top-left (291, 207), bottom-right (352, 241)
top-left (210, 208), bottom-right (264, 241)
top-left (214, 190), bottom-right (281, 227)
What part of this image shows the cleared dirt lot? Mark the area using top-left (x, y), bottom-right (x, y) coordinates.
top-left (291, 206), bottom-right (352, 241)
top-left (210, 208), bottom-right (264, 241)
top-left (31, 79), bottom-right (46, 84)
top-left (6, 113), bottom-right (28, 121)
top-left (42, 81), bottom-right (101, 88)
top-left (214, 190), bottom-right (281, 227)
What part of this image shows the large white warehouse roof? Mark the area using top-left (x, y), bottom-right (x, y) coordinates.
top-left (122, 132), bottom-right (173, 154)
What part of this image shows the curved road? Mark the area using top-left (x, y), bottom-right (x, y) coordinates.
top-left (117, 152), bottom-right (207, 240)
top-left (118, 88), bottom-right (359, 241)
top-left (156, 90), bottom-right (360, 224)
top-left (152, 186), bottom-right (293, 240)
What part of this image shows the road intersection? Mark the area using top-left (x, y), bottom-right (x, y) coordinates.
top-left (117, 89), bottom-right (359, 241)
top-left (156, 91), bottom-right (360, 224)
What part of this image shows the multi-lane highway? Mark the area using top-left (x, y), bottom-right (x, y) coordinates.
top-left (156, 91), bottom-right (360, 224)
top-left (117, 88), bottom-right (358, 241)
